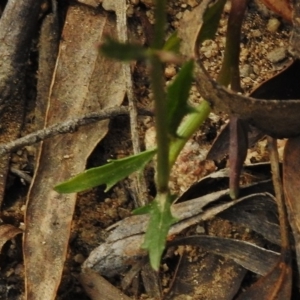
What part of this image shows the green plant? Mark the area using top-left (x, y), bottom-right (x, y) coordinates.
top-left (55, 0), bottom-right (229, 270)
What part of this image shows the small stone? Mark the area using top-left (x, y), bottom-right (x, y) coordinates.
top-left (240, 64), bottom-right (252, 77)
top-left (14, 264), bottom-right (23, 275)
top-left (267, 18), bottom-right (280, 32)
top-left (203, 50), bottom-right (212, 59)
top-left (266, 47), bottom-right (287, 63)
top-left (19, 222), bottom-right (25, 231)
top-left (187, 0), bottom-right (198, 7)
top-left (118, 207), bottom-right (131, 219)
top-left (104, 198), bottom-right (112, 204)
top-left (251, 29), bottom-right (262, 38)
top-left (175, 12), bottom-right (183, 20)
top-left (126, 5), bottom-right (134, 17)
top-left (253, 65), bottom-right (260, 74)
top-left (224, 1), bottom-right (231, 13)
top-left (164, 65), bottom-right (176, 78)
top-left (196, 225), bottom-right (205, 234)
top-left (240, 48), bottom-right (249, 60)
top-left (243, 77), bottom-right (252, 84)
top-left (73, 254), bottom-right (85, 264)
top-left (140, 0), bottom-right (154, 7)
top-left (102, 0), bottom-right (115, 11)
top-left (144, 126), bottom-right (156, 150)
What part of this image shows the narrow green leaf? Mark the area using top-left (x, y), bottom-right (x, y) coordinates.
top-left (163, 32), bottom-right (181, 53)
top-left (133, 202), bottom-right (153, 215)
top-left (167, 60), bottom-right (194, 136)
top-left (142, 193), bottom-right (177, 270)
top-left (100, 37), bottom-right (147, 61)
top-left (197, 0), bottom-right (227, 44)
top-left (54, 149), bottom-right (156, 193)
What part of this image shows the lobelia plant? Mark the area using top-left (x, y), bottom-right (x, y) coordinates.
top-left (55, 0), bottom-right (230, 270)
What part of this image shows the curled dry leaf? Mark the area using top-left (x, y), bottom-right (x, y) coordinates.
top-left (83, 179), bottom-right (276, 277)
top-left (170, 235), bottom-right (279, 276)
top-left (194, 57), bottom-right (300, 138)
top-left (179, 0), bottom-right (300, 138)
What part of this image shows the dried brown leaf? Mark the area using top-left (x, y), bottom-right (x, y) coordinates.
top-left (0, 224), bottom-right (22, 251)
top-left (0, 0), bottom-right (41, 206)
top-left (236, 251), bottom-right (292, 300)
top-left (170, 235), bottom-right (279, 276)
top-left (79, 268), bottom-right (131, 300)
top-left (259, 0), bottom-right (292, 22)
top-left (195, 55), bottom-right (300, 138)
top-left (168, 250), bottom-right (246, 300)
top-left (84, 190), bottom-right (276, 277)
top-left (283, 135), bottom-right (300, 275)
top-left (23, 5), bottom-right (126, 299)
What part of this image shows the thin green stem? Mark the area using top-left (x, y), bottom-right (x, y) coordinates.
top-left (150, 56), bottom-right (169, 193)
top-left (152, 0), bottom-right (167, 49)
top-left (150, 0), bottom-right (169, 194)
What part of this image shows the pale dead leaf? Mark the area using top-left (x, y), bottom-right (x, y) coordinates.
top-left (23, 5), bottom-right (126, 299)
top-left (83, 190), bottom-right (275, 277)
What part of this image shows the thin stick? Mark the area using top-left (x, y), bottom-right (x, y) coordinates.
top-left (113, 0), bottom-right (149, 206)
top-left (10, 167), bottom-right (32, 184)
top-left (267, 136), bottom-right (290, 250)
top-left (0, 106), bottom-right (152, 157)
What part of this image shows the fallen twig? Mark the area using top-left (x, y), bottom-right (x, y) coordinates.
top-left (10, 167), bottom-right (32, 184)
top-left (0, 106), bottom-right (152, 157)
top-left (104, 0), bottom-right (149, 207)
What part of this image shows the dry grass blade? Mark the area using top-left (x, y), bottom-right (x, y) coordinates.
top-left (23, 5), bottom-right (126, 299)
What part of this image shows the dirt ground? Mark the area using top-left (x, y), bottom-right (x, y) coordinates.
top-left (0, 0), bottom-right (294, 299)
